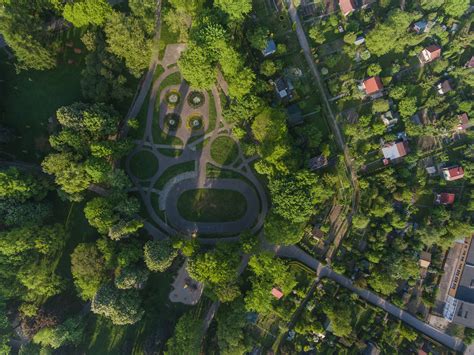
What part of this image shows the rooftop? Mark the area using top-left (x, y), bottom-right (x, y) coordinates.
top-left (262, 39), bottom-right (276, 57)
top-left (382, 140), bottom-right (408, 160)
top-left (339, 0), bottom-right (356, 16)
top-left (443, 166), bottom-right (464, 181)
top-left (271, 287), bottom-right (284, 299)
top-left (435, 193), bottom-right (455, 205)
top-left (363, 76), bottom-right (383, 95)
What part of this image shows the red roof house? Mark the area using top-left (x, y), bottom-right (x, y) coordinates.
top-left (382, 141), bottom-right (409, 161)
top-left (363, 76), bottom-right (383, 95)
top-left (458, 113), bottom-right (470, 130)
top-left (339, 0), bottom-right (356, 16)
top-left (419, 45), bottom-right (441, 63)
top-left (271, 287), bottom-right (284, 300)
top-left (442, 166), bottom-right (464, 181)
top-left (435, 193), bottom-right (455, 205)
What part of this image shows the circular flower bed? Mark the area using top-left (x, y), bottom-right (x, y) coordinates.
top-left (187, 91), bottom-right (205, 108)
top-left (166, 90), bottom-right (180, 106)
top-left (165, 113), bottom-right (180, 130)
top-left (187, 115), bottom-right (204, 130)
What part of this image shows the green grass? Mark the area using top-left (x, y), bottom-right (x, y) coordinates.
top-left (210, 136), bottom-right (239, 165)
top-left (158, 16), bottom-right (180, 60)
top-left (0, 56), bottom-right (84, 162)
top-left (158, 72), bottom-right (182, 92)
top-left (154, 161), bottom-right (196, 190)
top-left (82, 270), bottom-right (190, 354)
top-left (206, 164), bottom-right (250, 183)
top-left (207, 90), bottom-right (217, 133)
top-left (153, 64), bottom-right (165, 82)
top-left (177, 189), bottom-right (247, 223)
top-left (158, 148), bottom-right (183, 157)
top-left (129, 150), bottom-right (159, 180)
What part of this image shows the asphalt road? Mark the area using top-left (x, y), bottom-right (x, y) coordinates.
top-left (287, 2), bottom-right (360, 214)
top-left (275, 245), bottom-right (466, 352)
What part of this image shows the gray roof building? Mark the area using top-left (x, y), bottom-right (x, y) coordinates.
top-left (443, 238), bottom-right (474, 328)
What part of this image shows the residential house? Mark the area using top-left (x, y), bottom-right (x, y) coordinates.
top-left (339, 0), bottom-right (356, 16)
top-left (413, 20), bottom-right (427, 33)
top-left (437, 80), bottom-right (452, 95)
top-left (458, 113), bottom-right (470, 131)
top-left (262, 39), bottom-right (276, 57)
top-left (309, 155), bottom-right (328, 171)
top-left (287, 104), bottom-right (304, 127)
top-left (273, 77), bottom-right (294, 100)
top-left (382, 140), bottom-right (409, 161)
top-left (442, 166), bottom-right (464, 181)
top-left (413, 20), bottom-right (434, 34)
top-left (443, 238), bottom-right (474, 328)
top-left (419, 251), bottom-right (431, 269)
top-left (271, 287), bottom-right (284, 300)
top-left (362, 76), bottom-right (383, 96)
top-left (419, 45), bottom-right (441, 64)
top-left (435, 193), bottom-right (455, 205)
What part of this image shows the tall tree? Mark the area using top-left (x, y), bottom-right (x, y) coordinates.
top-left (0, 0), bottom-right (57, 70)
top-left (214, 0), bottom-right (252, 21)
top-left (165, 311), bottom-right (203, 355)
top-left (71, 243), bottom-right (107, 300)
top-left (62, 0), bottom-right (112, 27)
top-left (104, 11), bottom-right (153, 78)
top-left (91, 284), bottom-right (144, 325)
top-left (144, 240), bottom-right (178, 272)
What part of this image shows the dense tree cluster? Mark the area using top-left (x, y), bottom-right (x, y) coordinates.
top-left (187, 243), bottom-right (241, 302)
top-left (42, 103), bottom-right (132, 200)
top-left (244, 253), bottom-right (296, 315)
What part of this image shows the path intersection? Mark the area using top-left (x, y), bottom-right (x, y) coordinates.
top-left (126, 46), bottom-right (268, 239)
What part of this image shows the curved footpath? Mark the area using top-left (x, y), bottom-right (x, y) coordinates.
top-left (164, 178), bottom-right (260, 234)
top-left (273, 244), bottom-right (466, 353)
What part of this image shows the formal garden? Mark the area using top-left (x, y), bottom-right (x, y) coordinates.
top-left (125, 47), bottom-right (268, 238)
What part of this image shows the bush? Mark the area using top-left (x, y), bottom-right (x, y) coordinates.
top-left (372, 99), bottom-right (390, 113)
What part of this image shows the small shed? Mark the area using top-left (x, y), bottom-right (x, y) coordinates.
top-left (419, 251), bottom-right (431, 269)
top-left (271, 287), bottom-right (284, 300)
top-left (262, 39), bottom-right (276, 57)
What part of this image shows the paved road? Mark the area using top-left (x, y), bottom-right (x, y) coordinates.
top-left (287, 2), bottom-right (360, 215)
top-left (274, 245), bottom-right (466, 353)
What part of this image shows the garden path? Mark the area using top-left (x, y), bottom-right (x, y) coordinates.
top-left (126, 45), bottom-right (268, 239)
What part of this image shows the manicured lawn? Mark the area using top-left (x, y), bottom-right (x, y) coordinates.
top-left (158, 72), bottom-right (182, 93)
top-left (158, 148), bottom-right (183, 157)
top-left (158, 14), bottom-right (180, 60)
top-left (177, 189), bottom-right (247, 222)
top-left (206, 90), bottom-right (217, 133)
top-left (129, 150), bottom-right (159, 179)
top-left (210, 136), bottom-right (239, 165)
top-left (154, 161), bottom-right (196, 190)
top-left (0, 56), bottom-right (84, 162)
